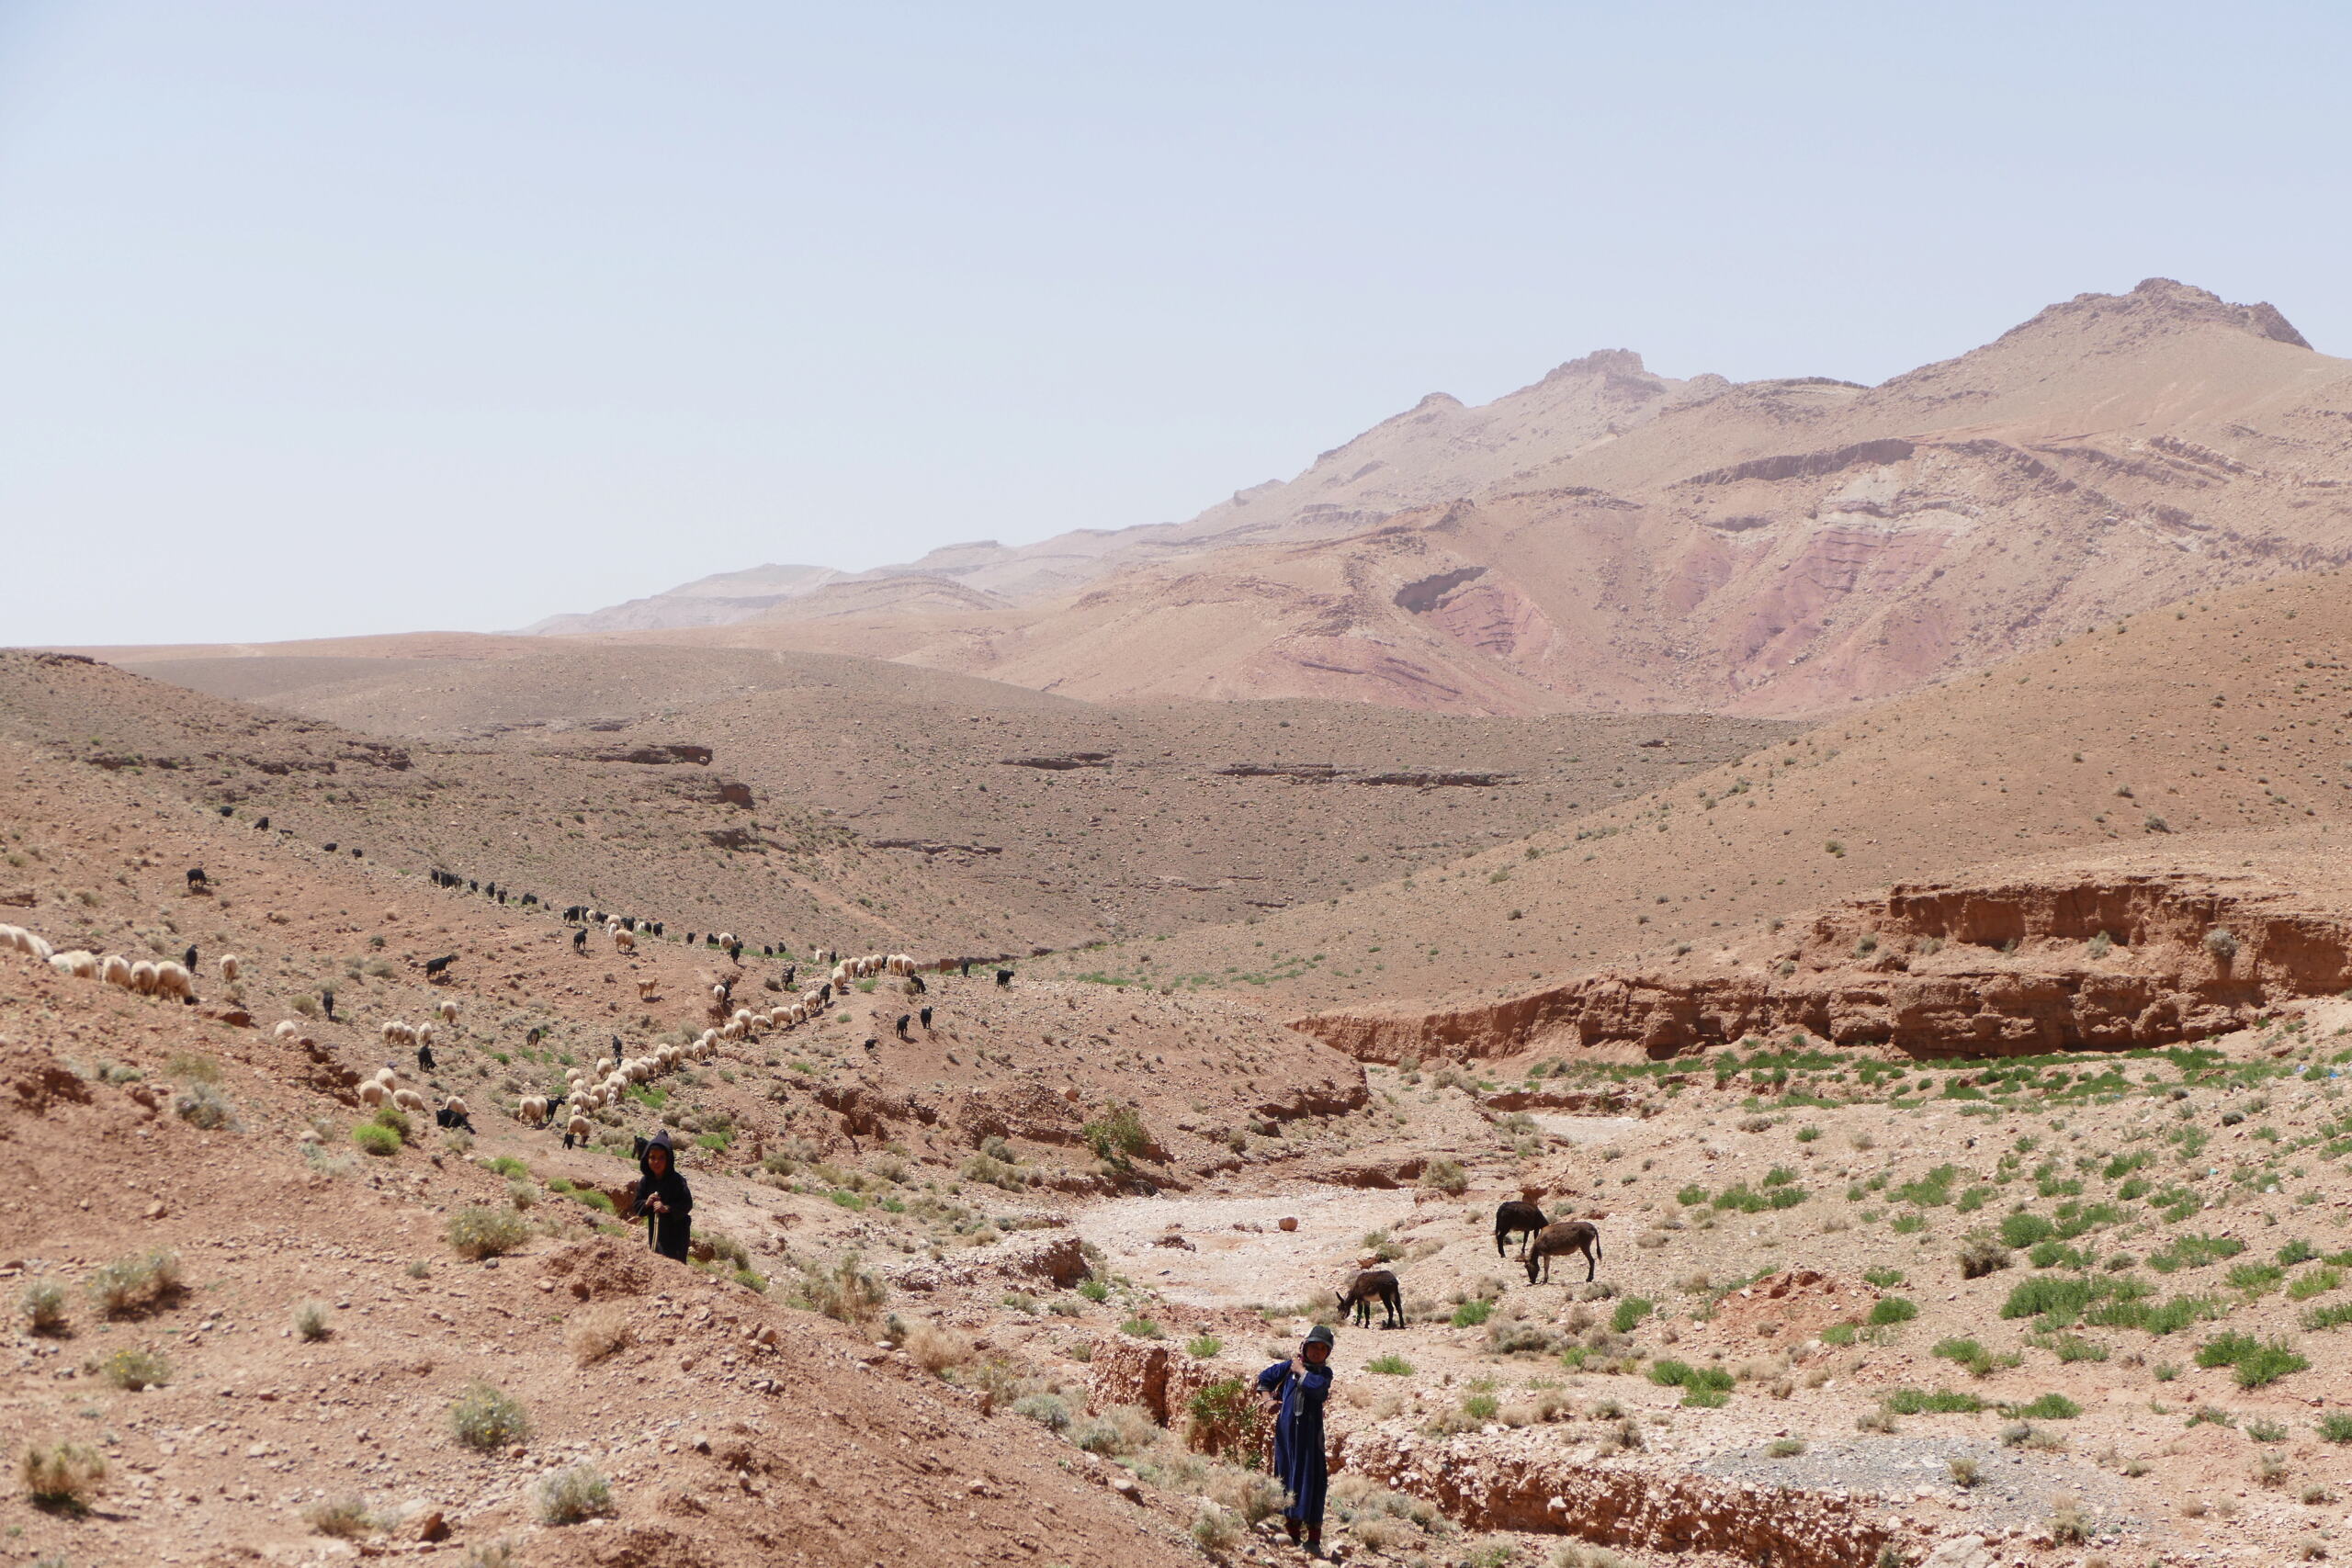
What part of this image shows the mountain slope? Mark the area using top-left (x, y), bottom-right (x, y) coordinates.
top-left (1036, 565), bottom-right (2352, 1015)
top-left (583, 280), bottom-right (2352, 717)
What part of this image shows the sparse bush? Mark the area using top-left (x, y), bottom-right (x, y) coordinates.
top-left (1367, 1353), bottom-right (1413, 1375)
top-left (174, 1082), bottom-right (238, 1130)
top-left (1869, 1296), bottom-right (1917, 1325)
top-left (98, 1348), bottom-right (169, 1390)
top-left (1185, 1333), bottom-right (1223, 1359)
top-left (1185, 1377), bottom-right (1269, 1460)
top-left (1420, 1157), bottom-right (1468, 1195)
top-left (1883, 1388), bottom-right (1984, 1415)
top-left (20, 1441), bottom-right (106, 1511)
top-left (294, 1302), bottom-right (333, 1341)
top-left (906, 1320), bottom-right (976, 1372)
top-left (446, 1206), bottom-right (529, 1260)
top-left (19, 1280), bottom-right (65, 1335)
top-left (1080, 1105), bottom-right (1151, 1164)
top-left (2007, 1393), bottom-right (2080, 1420)
top-left (86, 1249), bottom-right (180, 1317)
top-left (567, 1303), bottom-right (633, 1366)
top-left (351, 1122), bottom-right (400, 1156)
top-left (1012, 1393), bottom-right (1070, 1432)
top-left (1120, 1315), bottom-right (1164, 1339)
top-left (449, 1383), bottom-right (529, 1454)
top-left (1765, 1437), bottom-right (1806, 1458)
top-left (804, 1252), bottom-right (888, 1325)
top-left (2204, 928), bottom-right (2240, 963)
top-left (1191, 1505), bottom-right (1242, 1554)
top-left (1958, 1234), bottom-right (2012, 1280)
top-left (304, 1495), bottom-right (379, 1538)
top-left (536, 1464), bottom-right (615, 1525)
top-left (1948, 1457), bottom-right (1980, 1488)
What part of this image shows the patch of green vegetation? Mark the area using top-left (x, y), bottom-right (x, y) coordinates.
top-left (1883, 1387), bottom-right (1984, 1415)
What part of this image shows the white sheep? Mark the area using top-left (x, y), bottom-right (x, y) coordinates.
top-left (517, 1094), bottom-right (548, 1125)
top-left (391, 1088), bottom-right (427, 1114)
top-left (274, 1020), bottom-right (300, 1042)
top-left (435, 998), bottom-right (458, 1023)
top-left (2, 925), bottom-right (56, 962)
top-left (129, 960), bottom-right (158, 995)
top-left (100, 953), bottom-right (132, 987)
top-left (218, 953), bottom-right (242, 981)
top-left (154, 960), bottom-right (194, 999)
top-left (830, 963), bottom-right (849, 989)
top-left (357, 1080), bottom-right (389, 1109)
top-left (444, 1096), bottom-right (469, 1121)
top-left (416, 1021), bottom-right (437, 1049)
top-left (615, 929), bottom-right (636, 953)
top-left (51, 950), bottom-right (98, 979)
top-left (373, 1066), bottom-right (399, 1090)
top-left (565, 1113), bottom-right (591, 1142)
top-left (717, 931), bottom-right (736, 949)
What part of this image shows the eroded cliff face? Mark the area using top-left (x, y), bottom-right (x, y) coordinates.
top-left (1295, 874), bottom-right (2347, 1064)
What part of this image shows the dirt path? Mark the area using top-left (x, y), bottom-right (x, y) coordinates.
top-left (1075, 1188), bottom-right (1419, 1309)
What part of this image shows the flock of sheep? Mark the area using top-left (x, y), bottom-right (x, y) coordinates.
top-left (3, 921), bottom-right (220, 1002)
top-left (3, 911), bottom-right (946, 1156)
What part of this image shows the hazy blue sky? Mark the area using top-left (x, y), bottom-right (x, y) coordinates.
top-left (2, 1), bottom-right (2346, 646)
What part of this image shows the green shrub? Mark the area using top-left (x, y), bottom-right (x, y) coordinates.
top-left (486, 1156), bottom-right (529, 1178)
top-left (536, 1463), bottom-right (614, 1525)
top-left (1999, 1213), bottom-right (2055, 1248)
top-left (446, 1207), bottom-right (529, 1260)
top-left (1677, 1184), bottom-right (1709, 1206)
top-left (1367, 1354), bottom-right (1413, 1376)
top-left (1077, 1279), bottom-right (1110, 1303)
top-left (1185, 1335), bottom-right (1223, 1359)
top-left (1862, 1267), bottom-right (1905, 1289)
top-left (2289, 1266), bottom-right (2342, 1303)
top-left (1883, 1388), bottom-right (1983, 1415)
top-left (352, 1122), bottom-right (401, 1156)
top-left (1081, 1105), bottom-right (1152, 1164)
top-left (174, 1083), bottom-right (238, 1130)
top-left (2193, 1334), bottom-right (2309, 1388)
top-left (2318, 1412), bottom-right (2352, 1444)
top-left (293, 1302), bottom-right (332, 1341)
top-left (1611, 1296), bottom-right (1655, 1334)
top-left (1451, 1300), bottom-right (1494, 1328)
top-left (370, 1106), bottom-right (412, 1142)
top-left (2148, 1233), bottom-right (2246, 1273)
top-left (2006, 1393), bottom-right (2081, 1419)
top-left (1012, 1393), bottom-right (1070, 1432)
top-left (2049, 1335), bottom-right (2108, 1363)
top-left (450, 1382), bottom-right (530, 1450)
top-left (1120, 1316), bottom-right (1163, 1339)
top-left (1869, 1296), bottom-right (1917, 1326)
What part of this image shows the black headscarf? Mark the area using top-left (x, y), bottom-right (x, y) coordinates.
top-left (1304, 1325), bottom-right (1336, 1354)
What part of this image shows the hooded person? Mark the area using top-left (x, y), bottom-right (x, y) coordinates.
top-left (628, 1129), bottom-right (695, 1262)
top-left (1255, 1325), bottom-right (1335, 1553)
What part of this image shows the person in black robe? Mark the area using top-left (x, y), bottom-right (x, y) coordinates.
top-left (1256, 1325), bottom-right (1335, 1554)
top-left (629, 1130), bottom-right (694, 1261)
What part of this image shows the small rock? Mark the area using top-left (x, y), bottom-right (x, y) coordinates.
top-left (415, 1510), bottom-right (450, 1542)
top-left (1277, 1216), bottom-right (1298, 1233)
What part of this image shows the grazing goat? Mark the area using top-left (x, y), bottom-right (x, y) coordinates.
top-left (422, 953), bottom-right (456, 977)
top-left (1338, 1269), bottom-right (1404, 1329)
top-left (1493, 1199), bottom-right (1546, 1259)
top-left (1522, 1220), bottom-right (1602, 1285)
top-left (995, 968), bottom-right (1014, 988)
top-left (186, 868), bottom-right (207, 888)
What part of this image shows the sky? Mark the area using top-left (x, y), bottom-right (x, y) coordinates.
top-left (1, 1), bottom-right (2347, 647)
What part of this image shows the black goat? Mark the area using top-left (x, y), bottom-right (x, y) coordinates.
top-left (894, 1013), bottom-right (911, 1041)
top-left (1493, 1199), bottom-right (1546, 1259)
top-left (1338, 1269), bottom-right (1404, 1329)
top-left (422, 953), bottom-right (456, 977)
top-left (1523, 1220), bottom-right (1602, 1285)
top-left (186, 868), bottom-right (208, 887)
top-left (919, 1005), bottom-right (933, 1031)
top-left (995, 968), bottom-right (1014, 988)
top-left (572, 928), bottom-right (587, 952)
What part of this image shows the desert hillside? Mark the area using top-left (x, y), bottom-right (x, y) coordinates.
top-left (1051, 568), bottom-right (2352, 1019)
top-left (107, 640), bottom-right (1788, 944)
top-left (529, 280), bottom-right (2352, 719)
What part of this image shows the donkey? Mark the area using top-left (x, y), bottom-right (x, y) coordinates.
top-left (1338, 1269), bottom-right (1404, 1329)
top-left (1523, 1220), bottom-right (1602, 1285)
top-left (1493, 1199), bottom-right (1547, 1259)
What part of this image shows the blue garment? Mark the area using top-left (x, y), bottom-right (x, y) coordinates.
top-left (1256, 1358), bottom-right (1332, 1528)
